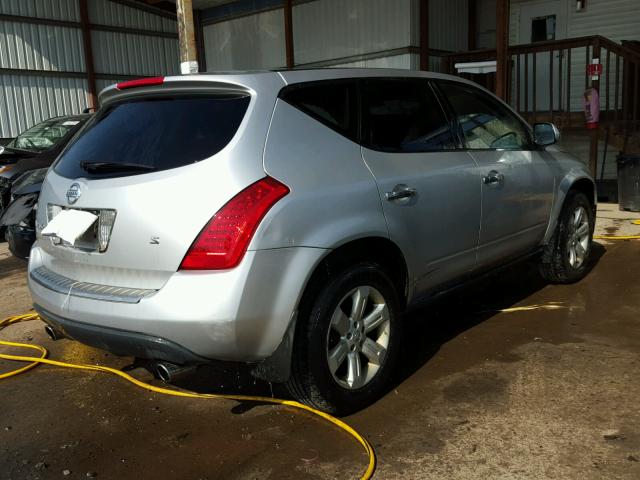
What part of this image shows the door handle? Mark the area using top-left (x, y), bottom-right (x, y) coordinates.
top-left (483, 170), bottom-right (504, 186)
top-left (385, 184), bottom-right (417, 201)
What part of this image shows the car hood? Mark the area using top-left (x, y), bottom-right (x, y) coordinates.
top-left (0, 157), bottom-right (52, 181)
top-left (0, 149), bottom-right (38, 165)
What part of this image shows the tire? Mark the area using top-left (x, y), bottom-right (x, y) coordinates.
top-left (539, 190), bottom-right (594, 284)
top-left (286, 262), bottom-right (402, 415)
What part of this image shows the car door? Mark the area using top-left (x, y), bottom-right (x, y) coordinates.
top-left (436, 80), bottom-right (555, 268)
top-left (359, 78), bottom-right (481, 297)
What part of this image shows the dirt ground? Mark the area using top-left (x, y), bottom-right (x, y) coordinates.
top-left (1, 207), bottom-right (640, 480)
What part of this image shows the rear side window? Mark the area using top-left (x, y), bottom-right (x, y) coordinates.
top-left (362, 78), bottom-right (456, 153)
top-left (437, 81), bottom-right (532, 150)
top-left (54, 95), bottom-right (250, 179)
top-left (279, 81), bottom-right (358, 142)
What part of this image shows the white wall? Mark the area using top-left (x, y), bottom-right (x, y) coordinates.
top-left (513, 0), bottom-right (638, 111)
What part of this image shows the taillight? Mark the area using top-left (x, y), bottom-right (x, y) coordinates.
top-left (116, 76), bottom-right (165, 90)
top-left (179, 177), bottom-right (290, 270)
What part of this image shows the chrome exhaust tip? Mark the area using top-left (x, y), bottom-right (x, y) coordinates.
top-left (155, 362), bottom-right (197, 383)
top-left (44, 325), bottom-right (64, 341)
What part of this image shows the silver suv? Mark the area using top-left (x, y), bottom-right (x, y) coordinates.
top-left (28, 70), bottom-right (595, 414)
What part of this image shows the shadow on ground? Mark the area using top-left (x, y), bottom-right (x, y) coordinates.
top-left (0, 247), bottom-right (28, 280)
top-left (172, 244), bottom-right (606, 411)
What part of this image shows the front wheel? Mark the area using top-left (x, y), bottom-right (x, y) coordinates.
top-left (539, 191), bottom-right (594, 283)
top-left (286, 263), bottom-right (401, 415)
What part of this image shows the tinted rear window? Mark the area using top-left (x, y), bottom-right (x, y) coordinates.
top-left (54, 95), bottom-right (250, 179)
top-left (279, 81), bottom-right (358, 142)
top-left (362, 79), bottom-right (456, 152)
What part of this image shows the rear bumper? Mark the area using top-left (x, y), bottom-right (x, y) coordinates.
top-left (28, 244), bottom-right (327, 362)
top-left (36, 305), bottom-right (209, 364)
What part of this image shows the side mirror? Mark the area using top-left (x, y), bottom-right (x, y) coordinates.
top-left (533, 123), bottom-right (560, 146)
top-left (0, 146), bottom-right (4, 155)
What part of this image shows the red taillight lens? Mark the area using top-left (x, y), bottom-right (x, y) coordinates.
top-left (116, 76), bottom-right (165, 90)
top-left (179, 177), bottom-right (290, 270)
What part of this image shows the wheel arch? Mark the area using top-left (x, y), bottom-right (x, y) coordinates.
top-left (543, 174), bottom-right (596, 244)
top-left (300, 236), bottom-right (410, 311)
top-left (251, 236), bottom-right (409, 383)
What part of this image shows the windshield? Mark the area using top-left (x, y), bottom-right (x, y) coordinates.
top-left (7, 118), bottom-right (81, 153)
top-left (54, 94), bottom-right (251, 179)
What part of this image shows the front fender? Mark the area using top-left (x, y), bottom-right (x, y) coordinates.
top-left (542, 164), bottom-right (596, 244)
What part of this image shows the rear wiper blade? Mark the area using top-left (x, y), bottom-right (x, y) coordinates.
top-left (80, 161), bottom-right (155, 173)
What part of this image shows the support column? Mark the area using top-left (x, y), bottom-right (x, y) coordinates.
top-left (420, 0), bottom-right (429, 70)
top-left (193, 8), bottom-right (207, 73)
top-left (468, 0), bottom-right (477, 51)
top-left (589, 38), bottom-right (601, 177)
top-left (176, 0), bottom-right (198, 74)
top-left (79, 0), bottom-right (97, 110)
top-left (284, 0), bottom-right (294, 69)
top-left (495, 0), bottom-right (509, 100)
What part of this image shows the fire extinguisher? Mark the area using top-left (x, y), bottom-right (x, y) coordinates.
top-left (584, 87), bottom-right (599, 129)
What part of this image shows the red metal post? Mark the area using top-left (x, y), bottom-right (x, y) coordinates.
top-left (495, 0), bottom-right (509, 100)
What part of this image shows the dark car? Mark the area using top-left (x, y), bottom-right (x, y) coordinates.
top-left (0, 169), bottom-right (45, 259)
top-left (0, 114), bottom-right (90, 212)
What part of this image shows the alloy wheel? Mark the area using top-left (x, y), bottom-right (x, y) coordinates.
top-left (567, 205), bottom-right (590, 268)
top-left (325, 286), bottom-right (391, 390)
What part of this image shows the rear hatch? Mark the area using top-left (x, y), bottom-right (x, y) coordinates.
top-left (34, 74), bottom-right (284, 290)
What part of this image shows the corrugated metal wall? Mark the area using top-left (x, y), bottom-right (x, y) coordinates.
top-left (201, 0), bottom-right (470, 72)
top-left (428, 0), bottom-right (468, 52)
top-left (0, 0), bottom-right (178, 139)
top-left (89, 1), bottom-right (179, 79)
top-left (91, 30), bottom-right (179, 77)
top-left (0, 75), bottom-right (87, 136)
top-left (203, 8), bottom-right (285, 70)
top-left (0, 21), bottom-right (85, 72)
top-left (88, 0), bottom-right (176, 33)
top-left (0, 0), bottom-right (80, 22)
top-left (293, 0), bottom-right (414, 65)
top-left (476, 0), bottom-right (497, 49)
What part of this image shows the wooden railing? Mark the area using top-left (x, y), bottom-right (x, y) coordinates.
top-left (434, 35), bottom-right (640, 157)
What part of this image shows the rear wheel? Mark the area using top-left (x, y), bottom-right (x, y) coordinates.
top-left (539, 191), bottom-right (594, 283)
top-left (286, 263), bottom-right (401, 415)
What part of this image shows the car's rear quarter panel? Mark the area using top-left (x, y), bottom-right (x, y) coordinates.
top-left (258, 99), bottom-right (389, 251)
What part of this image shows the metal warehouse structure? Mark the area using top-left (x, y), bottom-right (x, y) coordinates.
top-left (0, 0), bottom-right (178, 140)
top-left (1, 0), bottom-right (639, 174)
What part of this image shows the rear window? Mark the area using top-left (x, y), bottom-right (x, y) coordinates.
top-left (54, 95), bottom-right (250, 179)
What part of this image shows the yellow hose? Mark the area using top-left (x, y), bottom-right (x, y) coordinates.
top-left (0, 314), bottom-right (376, 479)
top-left (594, 234), bottom-right (640, 240)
